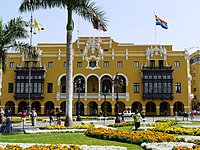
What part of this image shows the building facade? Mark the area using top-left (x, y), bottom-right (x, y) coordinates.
top-left (190, 50), bottom-right (200, 109)
top-left (1, 37), bottom-right (193, 116)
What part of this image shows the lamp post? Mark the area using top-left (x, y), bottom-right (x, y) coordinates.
top-left (114, 73), bottom-right (124, 123)
top-left (75, 78), bottom-right (84, 121)
top-left (100, 86), bottom-right (111, 117)
top-left (27, 11), bottom-right (44, 115)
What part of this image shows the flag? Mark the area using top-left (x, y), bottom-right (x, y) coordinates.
top-left (34, 18), bottom-right (41, 32)
top-left (155, 15), bottom-right (168, 29)
top-left (92, 18), bottom-right (107, 32)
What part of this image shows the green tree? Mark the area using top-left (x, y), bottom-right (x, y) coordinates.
top-left (0, 17), bottom-right (29, 71)
top-left (19, 0), bottom-right (108, 127)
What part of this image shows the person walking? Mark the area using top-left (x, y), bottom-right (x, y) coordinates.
top-left (56, 110), bottom-right (61, 125)
top-left (21, 110), bottom-right (26, 126)
top-left (132, 109), bottom-right (142, 131)
top-left (31, 108), bottom-right (37, 126)
top-left (49, 109), bottom-right (54, 125)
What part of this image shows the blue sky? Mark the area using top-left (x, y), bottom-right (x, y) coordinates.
top-left (1, 0), bottom-right (200, 53)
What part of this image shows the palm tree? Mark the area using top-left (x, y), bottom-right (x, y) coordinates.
top-left (0, 17), bottom-right (29, 71)
top-left (19, 0), bottom-right (108, 127)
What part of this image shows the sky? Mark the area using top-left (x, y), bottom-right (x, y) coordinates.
top-left (1, 0), bottom-right (200, 54)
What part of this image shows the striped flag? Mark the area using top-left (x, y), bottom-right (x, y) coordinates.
top-left (155, 15), bottom-right (168, 29)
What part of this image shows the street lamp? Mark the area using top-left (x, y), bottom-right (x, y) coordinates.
top-left (114, 73), bottom-right (124, 123)
top-left (75, 78), bottom-right (84, 121)
top-left (27, 11), bottom-right (44, 115)
top-left (100, 86), bottom-right (111, 117)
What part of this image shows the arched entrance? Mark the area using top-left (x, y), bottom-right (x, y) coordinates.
top-left (173, 101), bottom-right (184, 114)
top-left (31, 101), bottom-right (41, 115)
top-left (160, 102), bottom-right (170, 116)
top-left (44, 101), bottom-right (54, 115)
top-left (101, 101), bottom-right (112, 116)
top-left (18, 101), bottom-right (27, 112)
top-left (145, 101), bottom-right (156, 116)
top-left (131, 101), bottom-right (142, 112)
top-left (5, 101), bottom-right (15, 115)
top-left (60, 75), bottom-right (66, 93)
top-left (87, 101), bottom-right (98, 115)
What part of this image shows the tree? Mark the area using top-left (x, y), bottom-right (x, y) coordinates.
top-left (0, 17), bottom-right (29, 71)
top-left (19, 0), bottom-right (108, 127)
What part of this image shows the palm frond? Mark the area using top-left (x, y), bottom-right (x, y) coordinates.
top-left (73, 0), bottom-right (108, 30)
top-left (19, 0), bottom-right (66, 12)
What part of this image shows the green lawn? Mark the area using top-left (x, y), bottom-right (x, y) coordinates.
top-left (0, 132), bottom-right (143, 150)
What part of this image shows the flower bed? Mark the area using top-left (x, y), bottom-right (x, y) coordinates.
top-left (0, 143), bottom-right (127, 150)
top-left (149, 120), bottom-right (200, 136)
top-left (108, 121), bottom-right (134, 127)
top-left (85, 127), bottom-right (185, 145)
top-left (172, 145), bottom-right (200, 150)
top-left (39, 124), bottom-right (94, 130)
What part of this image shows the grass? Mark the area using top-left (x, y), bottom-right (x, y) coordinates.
top-left (0, 132), bottom-right (144, 150)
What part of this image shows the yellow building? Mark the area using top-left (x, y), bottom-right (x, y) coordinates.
top-left (1, 37), bottom-right (193, 116)
top-left (190, 50), bottom-right (200, 109)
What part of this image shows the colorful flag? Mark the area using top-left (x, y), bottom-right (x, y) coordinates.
top-left (34, 18), bottom-right (41, 32)
top-left (155, 15), bottom-right (168, 29)
top-left (92, 18), bottom-right (107, 32)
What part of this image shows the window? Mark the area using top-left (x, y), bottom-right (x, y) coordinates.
top-left (134, 83), bottom-right (139, 93)
top-left (104, 61), bottom-right (109, 68)
top-left (174, 61), bottom-right (180, 67)
top-left (175, 82), bottom-right (181, 93)
top-left (47, 83), bottom-right (53, 93)
top-left (117, 61), bottom-right (123, 67)
top-left (103, 49), bottom-right (108, 52)
top-left (25, 61), bottom-right (29, 67)
top-left (159, 60), bottom-right (164, 68)
top-left (77, 62), bottom-right (82, 68)
top-left (150, 60), bottom-right (155, 67)
top-left (194, 88), bottom-right (196, 92)
top-left (133, 61), bottom-right (139, 67)
top-left (48, 62), bottom-right (53, 68)
top-left (8, 83), bottom-right (13, 93)
top-left (10, 62), bottom-right (14, 68)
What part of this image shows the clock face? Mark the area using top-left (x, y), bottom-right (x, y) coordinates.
top-left (89, 60), bottom-right (97, 68)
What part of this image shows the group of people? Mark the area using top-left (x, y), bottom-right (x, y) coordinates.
top-left (20, 108), bottom-right (37, 126)
top-left (49, 109), bottom-right (62, 125)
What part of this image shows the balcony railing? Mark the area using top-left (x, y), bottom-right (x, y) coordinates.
top-left (15, 66), bottom-right (45, 71)
top-left (141, 65), bottom-right (172, 70)
top-left (56, 92), bottom-right (130, 101)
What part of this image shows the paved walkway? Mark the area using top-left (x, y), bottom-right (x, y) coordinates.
top-left (3, 115), bottom-right (200, 133)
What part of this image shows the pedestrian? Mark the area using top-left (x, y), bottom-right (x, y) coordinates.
top-left (56, 110), bottom-right (61, 125)
top-left (31, 108), bottom-right (37, 126)
top-left (190, 110), bottom-right (195, 121)
top-left (21, 110), bottom-right (26, 126)
top-left (132, 109), bottom-right (142, 131)
top-left (49, 109), bottom-right (54, 125)
top-left (0, 109), bottom-right (5, 124)
top-left (174, 111), bottom-right (178, 120)
top-left (121, 111), bottom-right (125, 122)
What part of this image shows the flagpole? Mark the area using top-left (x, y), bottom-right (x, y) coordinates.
top-left (154, 12), bottom-right (157, 47)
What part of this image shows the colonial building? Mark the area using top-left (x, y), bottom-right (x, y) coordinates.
top-left (190, 50), bottom-right (200, 109)
top-left (1, 37), bottom-right (193, 116)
